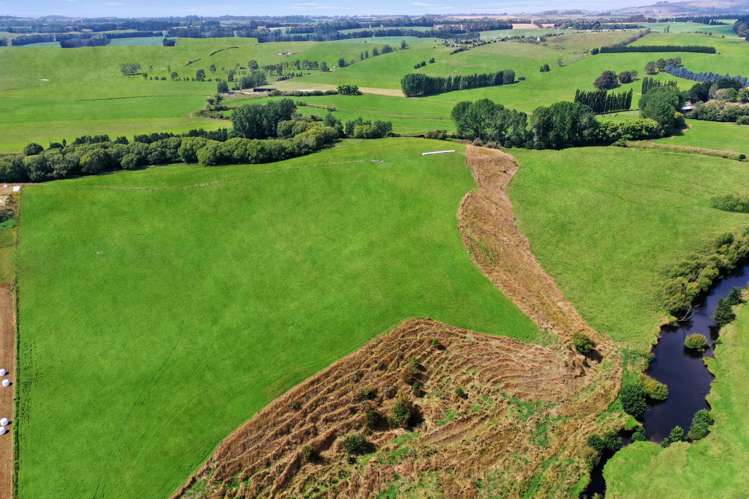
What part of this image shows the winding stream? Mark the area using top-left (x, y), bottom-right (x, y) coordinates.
top-left (582, 261), bottom-right (749, 497)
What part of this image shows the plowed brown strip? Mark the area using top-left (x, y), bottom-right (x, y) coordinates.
top-left (0, 284), bottom-right (15, 499)
top-left (174, 146), bottom-right (622, 498)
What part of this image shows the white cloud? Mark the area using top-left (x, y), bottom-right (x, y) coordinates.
top-left (105, 1), bottom-right (125, 6)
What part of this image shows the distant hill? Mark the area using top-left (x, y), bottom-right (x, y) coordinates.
top-left (612, 0), bottom-right (749, 16)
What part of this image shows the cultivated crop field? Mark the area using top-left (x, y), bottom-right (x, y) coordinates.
top-left (5, 15), bottom-right (749, 499)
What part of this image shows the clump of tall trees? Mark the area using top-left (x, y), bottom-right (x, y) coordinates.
top-left (451, 98), bottom-right (663, 150)
top-left (574, 89), bottom-right (633, 113)
top-left (401, 70), bottom-right (515, 97)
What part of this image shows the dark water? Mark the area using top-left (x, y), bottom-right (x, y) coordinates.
top-left (581, 262), bottom-right (749, 498)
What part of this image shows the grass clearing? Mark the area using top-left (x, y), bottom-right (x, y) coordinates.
top-left (16, 138), bottom-right (538, 498)
top-left (510, 146), bottom-right (749, 352)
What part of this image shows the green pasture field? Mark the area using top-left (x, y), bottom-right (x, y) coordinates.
top-left (605, 300), bottom-right (749, 497)
top-left (16, 138), bottom-right (539, 498)
top-left (2, 29), bottom-right (747, 151)
top-left (0, 36), bottom-right (419, 152)
top-left (510, 147), bottom-right (749, 353)
top-left (655, 119), bottom-right (749, 155)
top-left (639, 21), bottom-right (739, 36)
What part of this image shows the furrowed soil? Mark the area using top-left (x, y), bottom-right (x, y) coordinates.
top-left (175, 146), bottom-right (623, 498)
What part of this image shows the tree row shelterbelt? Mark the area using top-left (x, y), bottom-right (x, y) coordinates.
top-left (401, 70), bottom-right (516, 97)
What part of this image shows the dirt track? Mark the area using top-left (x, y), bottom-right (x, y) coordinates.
top-left (175, 146), bottom-right (623, 498)
top-left (0, 284), bottom-right (15, 499)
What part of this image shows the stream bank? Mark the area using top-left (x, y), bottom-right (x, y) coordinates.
top-left (581, 262), bottom-right (749, 498)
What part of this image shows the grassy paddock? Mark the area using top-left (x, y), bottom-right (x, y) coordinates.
top-left (16, 138), bottom-right (538, 498)
top-left (510, 147), bottom-right (749, 352)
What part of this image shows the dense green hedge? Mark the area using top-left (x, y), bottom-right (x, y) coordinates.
top-left (597, 45), bottom-right (716, 54)
top-left (401, 70), bottom-right (515, 97)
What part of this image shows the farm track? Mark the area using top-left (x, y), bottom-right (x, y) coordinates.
top-left (0, 284), bottom-right (14, 499)
top-left (174, 146), bottom-right (623, 498)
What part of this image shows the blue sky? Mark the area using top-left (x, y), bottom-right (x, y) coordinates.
top-left (1, 0), bottom-right (652, 18)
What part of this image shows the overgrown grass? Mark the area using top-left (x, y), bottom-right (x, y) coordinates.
top-left (16, 138), bottom-right (538, 498)
top-left (605, 300), bottom-right (749, 496)
top-left (510, 147), bottom-right (749, 352)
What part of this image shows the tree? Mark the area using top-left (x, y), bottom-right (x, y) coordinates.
top-left (341, 433), bottom-right (374, 455)
top-left (687, 409), bottom-right (714, 440)
top-left (451, 99), bottom-right (530, 147)
top-left (209, 63), bottom-right (216, 72)
top-left (620, 381), bottom-right (647, 419)
top-left (337, 84), bottom-right (360, 95)
top-left (120, 63), bottom-right (141, 76)
top-left (661, 426), bottom-right (685, 447)
top-left (231, 99), bottom-right (296, 139)
top-left (531, 101), bottom-right (599, 149)
top-left (639, 85), bottom-right (684, 134)
top-left (320, 61), bottom-right (330, 72)
top-left (248, 59), bottom-right (259, 71)
top-left (23, 143), bottom-right (43, 156)
top-left (216, 80), bottom-right (230, 93)
top-left (645, 61), bottom-right (658, 75)
top-left (594, 70), bottom-right (619, 90)
top-left (337, 57), bottom-right (347, 68)
top-left (618, 70), bottom-right (637, 84)
top-left (195, 69), bottom-right (206, 81)
top-left (400, 39), bottom-right (408, 49)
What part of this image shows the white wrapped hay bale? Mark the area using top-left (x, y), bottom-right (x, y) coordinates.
top-left (0, 427), bottom-right (6, 436)
top-left (1, 379), bottom-right (9, 387)
top-left (0, 418), bottom-right (8, 427)
top-left (0, 369), bottom-right (6, 376)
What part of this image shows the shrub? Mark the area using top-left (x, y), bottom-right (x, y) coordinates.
top-left (587, 431), bottom-right (623, 452)
top-left (684, 333), bottom-right (708, 351)
top-left (572, 332), bottom-right (596, 355)
top-left (358, 387), bottom-right (377, 401)
top-left (365, 408), bottom-right (387, 431)
top-left (661, 425), bottom-right (685, 447)
top-left (738, 116), bottom-right (749, 125)
top-left (79, 148), bottom-right (112, 174)
top-left (341, 433), bottom-right (374, 455)
top-left (455, 387), bottom-right (468, 399)
top-left (400, 359), bottom-right (420, 386)
top-left (23, 143), bottom-right (44, 156)
top-left (711, 194), bottom-right (749, 213)
top-left (337, 84), bottom-right (360, 95)
top-left (178, 137), bottom-right (210, 163)
top-left (620, 381), bottom-right (647, 419)
top-left (631, 426), bottom-right (647, 442)
top-left (594, 70), bottom-right (619, 90)
top-left (301, 444), bottom-right (320, 462)
top-left (687, 409), bottom-right (714, 440)
top-left (390, 397), bottom-right (421, 428)
top-left (641, 375), bottom-right (669, 401)
top-left (714, 291), bottom-right (742, 328)
top-left (22, 154), bottom-right (52, 182)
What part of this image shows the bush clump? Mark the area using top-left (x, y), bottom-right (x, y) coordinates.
top-left (714, 288), bottom-right (743, 328)
top-left (620, 381), bottom-right (648, 420)
top-left (661, 230), bottom-right (749, 318)
top-left (642, 375), bottom-right (669, 401)
top-left (684, 333), bottom-right (709, 352)
top-left (661, 425), bottom-right (685, 447)
top-left (301, 444), bottom-right (320, 463)
top-left (390, 397), bottom-right (422, 429)
top-left (687, 409), bottom-right (714, 440)
top-left (341, 433), bottom-right (374, 456)
top-left (365, 408), bottom-right (387, 431)
top-left (572, 332), bottom-right (596, 355)
top-left (711, 194), bottom-right (749, 213)
top-left (587, 431), bottom-right (623, 452)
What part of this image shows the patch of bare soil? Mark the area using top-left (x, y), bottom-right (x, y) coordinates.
top-left (174, 147), bottom-right (622, 498)
top-left (0, 285), bottom-right (14, 499)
